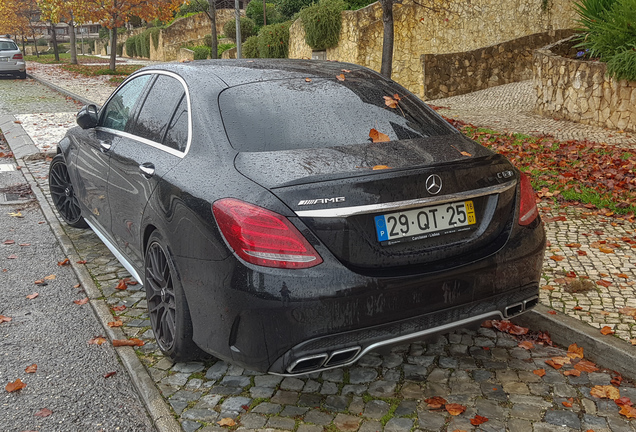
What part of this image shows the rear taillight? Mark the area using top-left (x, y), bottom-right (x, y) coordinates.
top-left (12, 53), bottom-right (22, 60)
top-left (212, 198), bottom-right (323, 269)
top-left (518, 172), bottom-right (539, 226)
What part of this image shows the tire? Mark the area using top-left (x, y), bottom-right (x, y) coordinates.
top-left (144, 230), bottom-right (205, 362)
top-left (49, 154), bottom-right (88, 228)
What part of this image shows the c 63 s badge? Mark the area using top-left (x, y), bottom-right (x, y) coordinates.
top-left (298, 197), bottom-right (345, 206)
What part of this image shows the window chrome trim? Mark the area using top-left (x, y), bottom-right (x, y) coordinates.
top-left (97, 70), bottom-right (192, 158)
top-left (294, 180), bottom-right (517, 218)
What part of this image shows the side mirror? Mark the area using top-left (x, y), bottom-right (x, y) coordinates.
top-left (76, 104), bottom-right (99, 129)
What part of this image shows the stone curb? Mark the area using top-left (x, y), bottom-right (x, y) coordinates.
top-left (4, 131), bottom-right (181, 432)
top-left (514, 304), bottom-right (636, 381)
top-left (27, 72), bottom-right (98, 107)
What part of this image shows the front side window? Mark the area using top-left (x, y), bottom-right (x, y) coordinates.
top-left (100, 74), bottom-right (151, 131)
top-left (131, 74), bottom-right (186, 145)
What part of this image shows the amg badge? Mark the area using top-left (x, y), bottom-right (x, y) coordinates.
top-left (298, 197), bottom-right (346, 206)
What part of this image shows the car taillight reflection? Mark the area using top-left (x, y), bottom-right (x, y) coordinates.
top-left (12, 53), bottom-right (23, 60)
top-left (518, 172), bottom-right (539, 226)
top-left (213, 198), bottom-right (323, 269)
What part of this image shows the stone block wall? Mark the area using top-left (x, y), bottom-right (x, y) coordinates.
top-left (534, 39), bottom-right (636, 132)
top-left (289, 0), bottom-right (577, 96)
top-left (422, 29), bottom-right (573, 100)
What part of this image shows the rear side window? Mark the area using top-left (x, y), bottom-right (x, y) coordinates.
top-left (219, 78), bottom-right (453, 152)
top-left (132, 75), bottom-right (186, 145)
top-left (101, 75), bottom-right (151, 131)
top-left (163, 95), bottom-right (189, 152)
top-left (0, 41), bottom-right (18, 51)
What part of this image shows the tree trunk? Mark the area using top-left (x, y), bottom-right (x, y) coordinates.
top-left (380, 0), bottom-right (394, 79)
top-left (50, 22), bottom-right (59, 62)
top-left (69, 21), bottom-right (78, 65)
top-left (21, 37), bottom-right (26, 54)
top-left (109, 29), bottom-right (117, 71)
top-left (262, 0), bottom-right (267, 26)
top-left (209, 1), bottom-right (218, 59)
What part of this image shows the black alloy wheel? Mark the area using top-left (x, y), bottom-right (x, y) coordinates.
top-left (144, 231), bottom-right (203, 361)
top-left (49, 154), bottom-right (88, 228)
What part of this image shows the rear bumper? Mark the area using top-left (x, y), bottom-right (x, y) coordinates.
top-left (0, 62), bottom-right (26, 74)
top-left (180, 220), bottom-right (546, 374)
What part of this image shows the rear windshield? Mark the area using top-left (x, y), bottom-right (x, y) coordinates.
top-left (0, 41), bottom-right (18, 51)
top-left (219, 78), bottom-right (453, 152)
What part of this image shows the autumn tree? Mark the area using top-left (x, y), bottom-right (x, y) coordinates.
top-left (38, 0), bottom-right (93, 64)
top-left (85, 0), bottom-right (183, 71)
top-left (0, 0), bottom-right (31, 39)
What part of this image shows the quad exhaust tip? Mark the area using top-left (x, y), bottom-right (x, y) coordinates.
top-left (504, 296), bottom-right (538, 318)
top-left (287, 347), bottom-right (361, 374)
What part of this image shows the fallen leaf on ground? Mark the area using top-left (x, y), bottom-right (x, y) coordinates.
top-left (619, 307), bottom-right (636, 317)
top-left (519, 341), bottom-right (534, 350)
top-left (34, 408), bottom-right (52, 417)
top-left (564, 369), bottom-right (581, 377)
top-left (565, 243), bottom-right (581, 248)
top-left (562, 398), bottom-right (574, 407)
top-left (304, 78), bottom-right (311, 82)
top-left (3, 240), bottom-right (15, 245)
top-left (26, 293), bottom-right (39, 300)
top-left (112, 338), bottom-right (144, 347)
top-left (597, 280), bottom-right (612, 288)
top-left (112, 305), bottom-right (126, 312)
top-left (567, 343), bottom-right (584, 359)
top-left (573, 306), bottom-right (583, 310)
top-left (550, 255), bottom-right (565, 261)
top-left (574, 359), bottom-right (599, 373)
top-left (425, 396), bottom-right (447, 409)
top-left (590, 385), bottom-right (620, 400)
top-left (533, 369), bottom-right (546, 377)
top-left (108, 320), bottom-right (123, 328)
top-left (631, 339), bottom-right (636, 345)
top-left (619, 405), bottom-right (636, 418)
top-left (88, 336), bottom-right (107, 345)
top-left (7, 254), bottom-right (17, 259)
top-left (470, 414), bottom-right (488, 425)
top-left (73, 298), bottom-right (89, 305)
top-left (600, 326), bottom-right (614, 335)
top-left (8, 212), bottom-right (23, 218)
top-left (491, 320), bottom-right (529, 335)
top-left (104, 371), bottom-right (117, 379)
top-left (57, 258), bottom-right (70, 266)
top-left (615, 397), bottom-right (633, 407)
top-left (0, 315), bottom-right (12, 323)
top-left (115, 278), bottom-right (129, 290)
top-left (5, 379), bottom-right (26, 392)
top-left (44, 274), bottom-right (56, 280)
top-left (76, 260), bottom-right (87, 264)
top-left (217, 417), bottom-right (236, 426)
top-left (25, 364), bottom-right (37, 373)
top-left (73, 283), bottom-right (81, 288)
top-left (548, 310), bottom-right (557, 315)
top-left (445, 403), bottom-right (466, 416)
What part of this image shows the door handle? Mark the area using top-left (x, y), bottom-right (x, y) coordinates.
top-left (99, 141), bottom-right (112, 152)
top-left (139, 163), bottom-right (155, 178)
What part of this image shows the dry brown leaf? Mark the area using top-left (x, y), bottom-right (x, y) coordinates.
top-left (573, 359), bottom-right (599, 373)
top-left (470, 414), bottom-right (488, 425)
top-left (305, 78), bottom-right (311, 82)
top-left (88, 336), bottom-right (107, 345)
top-left (0, 315), bottom-right (12, 323)
top-left (112, 338), bottom-right (144, 347)
top-left (34, 408), bottom-right (52, 417)
top-left (384, 95), bottom-right (399, 109)
top-left (44, 274), bottom-right (56, 280)
top-left (112, 305), bottom-right (126, 312)
top-left (115, 279), bottom-right (128, 290)
top-left (25, 364), bottom-right (37, 373)
top-left (369, 128), bottom-right (390, 143)
top-left (5, 378), bottom-right (26, 392)
top-left (26, 293), bottom-right (39, 300)
top-left (372, 165), bottom-right (390, 170)
top-left (590, 385), bottom-right (620, 400)
top-left (104, 371), bottom-right (117, 379)
top-left (73, 298), bottom-right (89, 305)
top-left (108, 320), bottom-right (123, 328)
top-left (567, 343), bottom-right (584, 359)
top-left (618, 307), bottom-right (636, 317)
top-left (619, 405), bottom-right (636, 418)
top-left (445, 403), bottom-right (466, 416)
top-left (597, 280), bottom-right (612, 288)
top-left (565, 243), bottom-right (582, 248)
top-left (425, 396), bottom-right (447, 409)
top-left (599, 246), bottom-right (614, 253)
top-left (533, 369), bottom-right (546, 377)
top-left (57, 258), bottom-right (70, 266)
top-left (519, 341), bottom-right (534, 350)
top-left (336, 74), bottom-right (345, 81)
top-left (600, 326), bottom-right (615, 335)
top-left (564, 369), bottom-right (581, 377)
top-left (217, 417), bottom-right (237, 426)
top-left (550, 255), bottom-right (565, 261)
top-left (562, 398), bottom-right (574, 407)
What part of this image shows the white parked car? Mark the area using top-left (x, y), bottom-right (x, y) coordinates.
top-left (0, 37), bottom-right (26, 79)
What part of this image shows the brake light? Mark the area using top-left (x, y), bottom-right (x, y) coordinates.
top-left (518, 172), bottom-right (539, 226)
top-left (12, 53), bottom-right (22, 60)
top-left (213, 198), bottom-right (323, 269)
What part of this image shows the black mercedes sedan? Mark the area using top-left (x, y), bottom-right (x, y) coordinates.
top-left (49, 60), bottom-right (545, 375)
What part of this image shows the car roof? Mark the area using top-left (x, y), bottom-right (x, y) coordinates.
top-left (138, 59), bottom-right (385, 88)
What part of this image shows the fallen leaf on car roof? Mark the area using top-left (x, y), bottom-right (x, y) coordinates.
top-left (336, 74), bottom-right (345, 81)
top-left (369, 128), bottom-right (390, 143)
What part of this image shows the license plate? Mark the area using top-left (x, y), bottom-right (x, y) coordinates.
top-left (374, 200), bottom-right (476, 245)
top-left (0, 58), bottom-right (8, 62)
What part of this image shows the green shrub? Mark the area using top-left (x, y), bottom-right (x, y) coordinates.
top-left (192, 45), bottom-right (210, 60)
top-left (277, 0), bottom-right (313, 19)
top-left (242, 35), bottom-right (260, 58)
top-left (117, 42), bottom-right (124, 56)
top-left (36, 38), bottom-right (48, 46)
top-left (574, 0), bottom-right (636, 80)
top-left (125, 36), bottom-right (137, 57)
top-left (223, 17), bottom-right (257, 42)
top-left (258, 21), bottom-right (291, 58)
top-left (140, 30), bottom-right (151, 58)
top-left (218, 42), bottom-right (236, 57)
top-left (99, 27), bottom-right (109, 39)
top-left (134, 34), bottom-right (143, 58)
top-left (607, 46), bottom-right (636, 81)
top-left (177, 0), bottom-right (209, 17)
top-left (299, 0), bottom-right (345, 50)
top-left (246, 1), bottom-right (284, 27)
top-left (148, 27), bottom-right (161, 50)
top-left (344, 0), bottom-right (375, 9)
top-left (203, 33), bottom-right (213, 47)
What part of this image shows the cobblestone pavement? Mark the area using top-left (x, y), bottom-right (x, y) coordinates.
top-left (14, 64), bottom-right (636, 430)
top-left (430, 81), bottom-right (636, 148)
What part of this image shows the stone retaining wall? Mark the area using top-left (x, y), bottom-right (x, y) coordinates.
top-left (289, 0), bottom-right (577, 96)
top-left (534, 38), bottom-right (636, 132)
top-left (422, 29), bottom-right (573, 100)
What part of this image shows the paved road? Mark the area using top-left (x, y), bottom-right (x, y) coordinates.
top-left (1, 65), bottom-right (636, 432)
top-left (0, 76), bottom-right (155, 432)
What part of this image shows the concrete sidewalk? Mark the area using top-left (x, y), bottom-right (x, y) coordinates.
top-left (8, 61), bottom-right (636, 431)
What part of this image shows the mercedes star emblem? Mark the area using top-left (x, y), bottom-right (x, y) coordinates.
top-left (425, 174), bottom-right (442, 195)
